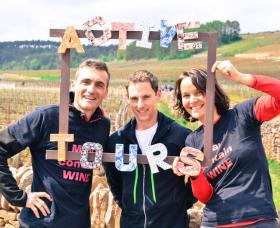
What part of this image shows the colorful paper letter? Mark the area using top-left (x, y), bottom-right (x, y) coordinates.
top-left (177, 41), bottom-right (202, 50)
top-left (58, 26), bottom-right (84, 54)
top-left (178, 147), bottom-right (204, 176)
top-left (83, 16), bottom-right (112, 46)
top-left (176, 22), bottom-right (202, 51)
top-left (145, 143), bottom-right (172, 174)
top-left (136, 22), bottom-right (154, 49)
top-left (160, 20), bottom-right (177, 48)
top-left (80, 142), bottom-right (103, 169)
top-left (111, 22), bottom-right (135, 50)
top-left (115, 144), bottom-right (137, 171)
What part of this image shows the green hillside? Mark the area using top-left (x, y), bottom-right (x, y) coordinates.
top-left (1, 31), bottom-right (280, 82)
top-left (218, 31), bottom-right (280, 57)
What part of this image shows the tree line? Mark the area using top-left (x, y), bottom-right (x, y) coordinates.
top-left (0, 20), bottom-right (241, 70)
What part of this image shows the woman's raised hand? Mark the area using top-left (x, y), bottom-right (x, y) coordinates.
top-left (212, 60), bottom-right (254, 86)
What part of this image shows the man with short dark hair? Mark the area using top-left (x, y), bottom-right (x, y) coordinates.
top-left (0, 59), bottom-right (111, 227)
top-left (104, 70), bottom-right (196, 228)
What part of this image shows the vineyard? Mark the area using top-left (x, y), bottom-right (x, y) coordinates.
top-left (0, 82), bottom-right (132, 132)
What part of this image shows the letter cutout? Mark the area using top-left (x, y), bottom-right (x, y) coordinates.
top-left (115, 144), bottom-right (137, 171)
top-left (80, 142), bottom-right (103, 169)
top-left (83, 16), bottom-right (112, 46)
top-left (111, 22), bottom-right (135, 50)
top-left (160, 20), bottom-right (176, 48)
top-left (136, 22), bottom-right (154, 49)
top-left (58, 26), bottom-right (84, 54)
top-left (145, 143), bottom-right (172, 174)
top-left (178, 147), bottom-right (204, 177)
top-left (176, 22), bottom-right (202, 50)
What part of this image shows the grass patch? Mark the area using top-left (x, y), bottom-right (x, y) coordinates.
top-left (269, 160), bottom-right (280, 210)
top-left (37, 74), bottom-right (61, 81)
top-left (218, 32), bottom-right (280, 57)
top-left (219, 39), bottom-right (262, 57)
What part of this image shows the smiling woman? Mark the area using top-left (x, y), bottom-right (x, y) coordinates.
top-left (180, 77), bottom-right (206, 122)
top-left (174, 68), bottom-right (229, 123)
top-left (173, 60), bottom-right (280, 228)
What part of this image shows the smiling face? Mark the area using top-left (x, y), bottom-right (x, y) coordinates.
top-left (72, 66), bottom-right (108, 121)
top-left (180, 77), bottom-right (207, 123)
top-left (127, 81), bottom-right (161, 130)
top-left (175, 69), bottom-right (227, 123)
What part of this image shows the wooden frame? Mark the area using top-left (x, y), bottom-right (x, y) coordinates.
top-left (46, 29), bottom-right (217, 166)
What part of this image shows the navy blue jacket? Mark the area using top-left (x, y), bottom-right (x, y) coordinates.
top-left (0, 104), bottom-right (110, 228)
top-left (186, 99), bottom-right (278, 227)
top-left (104, 112), bottom-right (196, 228)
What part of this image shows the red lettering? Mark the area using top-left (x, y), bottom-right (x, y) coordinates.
top-left (215, 166), bottom-right (223, 175)
top-left (58, 161), bottom-right (65, 166)
top-left (219, 163), bottom-right (227, 170)
top-left (79, 173), bottom-right (90, 182)
top-left (73, 161), bottom-right (81, 168)
top-left (63, 170), bottom-right (76, 180)
top-left (207, 169), bottom-right (218, 179)
top-left (66, 160), bottom-right (73, 166)
top-left (207, 158), bottom-right (233, 179)
top-left (75, 172), bottom-right (79, 181)
top-left (62, 170), bottom-right (90, 182)
top-left (72, 144), bottom-right (82, 153)
top-left (225, 159), bottom-right (233, 167)
top-left (58, 160), bottom-right (82, 168)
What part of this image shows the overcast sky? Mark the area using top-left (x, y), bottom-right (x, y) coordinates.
top-left (0, 0), bottom-right (280, 42)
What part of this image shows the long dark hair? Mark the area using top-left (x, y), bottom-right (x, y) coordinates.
top-left (174, 69), bottom-right (230, 122)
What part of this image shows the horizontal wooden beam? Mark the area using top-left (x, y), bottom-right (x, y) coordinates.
top-left (50, 29), bottom-right (213, 42)
top-left (46, 150), bottom-right (176, 165)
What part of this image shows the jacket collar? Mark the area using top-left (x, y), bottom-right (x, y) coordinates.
top-left (121, 111), bottom-right (173, 143)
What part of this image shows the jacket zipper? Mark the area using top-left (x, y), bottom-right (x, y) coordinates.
top-left (143, 164), bottom-right (147, 228)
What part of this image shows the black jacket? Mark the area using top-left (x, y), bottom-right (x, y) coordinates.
top-left (104, 112), bottom-right (196, 228)
top-left (0, 105), bottom-right (110, 228)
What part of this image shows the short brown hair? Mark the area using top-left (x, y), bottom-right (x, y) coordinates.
top-left (125, 70), bottom-right (159, 93)
top-left (75, 59), bottom-right (111, 87)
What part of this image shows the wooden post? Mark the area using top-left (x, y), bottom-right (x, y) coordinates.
top-left (203, 33), bottom-right (217, 166)
top-left (50, 49), bottom-right (74, 161)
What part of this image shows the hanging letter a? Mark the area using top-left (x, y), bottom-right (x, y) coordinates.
top-left (58, 26), bottom-right (84, 54)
